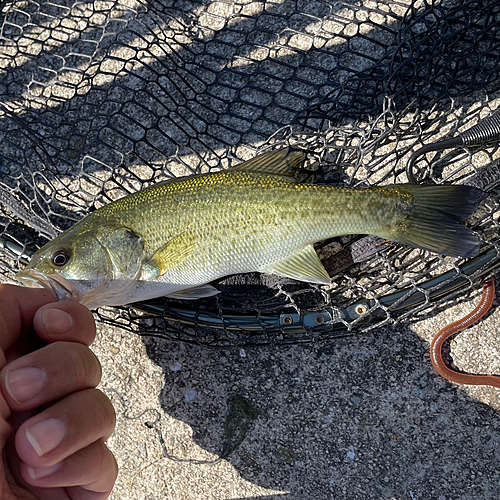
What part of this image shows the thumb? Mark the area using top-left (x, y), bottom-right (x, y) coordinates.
top-left (0, 285), bottom-right (57, 354)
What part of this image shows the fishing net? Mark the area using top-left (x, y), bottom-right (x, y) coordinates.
top-left (1, 0), bottom-right (500, 347)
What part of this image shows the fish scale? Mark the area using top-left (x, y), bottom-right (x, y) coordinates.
top-left (16, 149), bottom-right (482, 309)
top-left (108, 172), bottom-right (377, 279)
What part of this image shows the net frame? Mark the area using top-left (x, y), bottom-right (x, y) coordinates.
top-left (0, 0), bottom-right (500, 347)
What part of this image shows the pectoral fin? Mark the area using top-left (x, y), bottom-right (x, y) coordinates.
top-left (166, 284), bottom-right (220, 300)
top-left (265, 245), bottom-right (331, 284)
top-left (142, 231), bottom-right (197, 279)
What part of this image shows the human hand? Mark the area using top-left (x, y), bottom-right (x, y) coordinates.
top-left (0, 284), bottom-right (117, 500)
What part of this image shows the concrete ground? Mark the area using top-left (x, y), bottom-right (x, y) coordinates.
top-left (87, 284), bottom-right (499, 500)
top-left (1, 0), bottom-right (499, 498)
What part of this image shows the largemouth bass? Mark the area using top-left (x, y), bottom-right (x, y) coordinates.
top-left (17, 148), bottom-right (482, 309)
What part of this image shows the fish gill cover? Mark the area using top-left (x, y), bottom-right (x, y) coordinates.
top-left (0, 0), bottom-right (500, 346)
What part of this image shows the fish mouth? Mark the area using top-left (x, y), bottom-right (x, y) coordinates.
top-left (16, 269), bottom-right (74, 301)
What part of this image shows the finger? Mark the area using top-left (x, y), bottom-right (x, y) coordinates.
top-left (1, 342), bottom-right (101, 411)
top-left (16, 388), bottom-right (115, 468)
top-left (0, 284), bottom-right (56, 352)
top-left (5, 438), bottom-right (69, 500)
top-left (21, 440), bottom-right (117, 500)
top-left (33, 300), bottom-right (97, 346)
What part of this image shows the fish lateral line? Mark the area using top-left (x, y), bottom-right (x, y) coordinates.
top-left (14, 149), bottom-right (485, 308)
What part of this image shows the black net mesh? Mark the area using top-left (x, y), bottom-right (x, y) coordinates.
top-left (1, 0), bottom-right (500, 346)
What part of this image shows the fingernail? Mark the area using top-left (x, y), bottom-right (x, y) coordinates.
top-left (5, 367), bottom-right (46, 404)
top-left (27, 461), bottom-right (61, 479)
top-left (25, 418), bottom-right (66, 456)
top-left (42, 308), bottom-right (73, 335)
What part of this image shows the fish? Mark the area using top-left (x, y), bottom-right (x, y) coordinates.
top-left (16, 148), bottom-right (483, 309)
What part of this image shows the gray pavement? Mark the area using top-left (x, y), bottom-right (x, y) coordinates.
top-left (86, 285), bottom-right (499, 500)
top-left (1, 0), bottom-right (499, 498)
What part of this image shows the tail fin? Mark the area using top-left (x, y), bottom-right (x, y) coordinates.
top-left (389, 184), bottom-right (482, 258)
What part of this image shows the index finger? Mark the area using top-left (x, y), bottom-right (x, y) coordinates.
top-left (0, 284), bottom-right (57, 352)
top-left (33, 301), bottom-right (97, 346)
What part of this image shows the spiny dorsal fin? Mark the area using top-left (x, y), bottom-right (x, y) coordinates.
top-left (264, 244), bottom-right (331, 284)
top-left (232, 148), bottom-right (305, 179)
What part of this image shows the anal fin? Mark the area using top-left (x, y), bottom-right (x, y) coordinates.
top-left (264, 245), bottom-right (331, 284)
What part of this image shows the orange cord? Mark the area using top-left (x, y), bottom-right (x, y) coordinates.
top-left (430, 278), bottom-right (499, 388)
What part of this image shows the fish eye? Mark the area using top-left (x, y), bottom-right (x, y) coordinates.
top-left (51, 250), bottom-right (71, 267)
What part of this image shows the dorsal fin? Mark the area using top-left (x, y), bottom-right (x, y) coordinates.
top-left (232, 148), bottom-right (305, 179)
